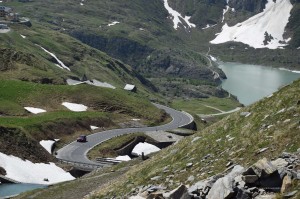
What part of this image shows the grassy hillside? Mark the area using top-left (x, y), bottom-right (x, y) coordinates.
top-left (0, 22), bottom-right (156, 94)
top-left (17, 72), bottom-right (300, 199)
top-left (89, 79), bottom-right (300, 197)
top-left (0, 79), bottom-right (165, 162)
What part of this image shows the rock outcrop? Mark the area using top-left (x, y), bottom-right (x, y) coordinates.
top-left (128, 151), bottom-right (300, 199)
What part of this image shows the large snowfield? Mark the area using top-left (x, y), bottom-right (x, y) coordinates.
top-left (211, 0), bottom-right (293, 49)
top-left (0, 152), bottom-right (75, 185)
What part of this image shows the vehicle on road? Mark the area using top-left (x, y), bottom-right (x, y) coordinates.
top-left (77, 135), bottom-right (87, 142)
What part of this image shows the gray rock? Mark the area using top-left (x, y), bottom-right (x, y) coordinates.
top-left (244, 158), bottom-right (277, 177)
top-left (271, 158), bottom-right (289, 169)
top-left (146, 192), bottom-right (164, 199)
top-left (188, 179), bottom-right (210, 194)
top-left (256, 147), bottom-right (269, 154)
top-left (283, 190), bottom-right (298, 198)
top-left (278, 167), bottom-right (288, 179)
top-left (259, 171), bottom-right (282, 190)
top-left (129, 196), bottom-right (146, 199)
top-left (242, 175), bottom-right (258, 184)
top-left (234, 175), bottom-right (245, 188)
top-left (207, 165), bottom-right (244, 199)
top-left (235, 189), bottom-right (251, 199)
top-left (191, 137), bottom-right (201, 143)
top-left (206, 176), bottom-right (235, 199)
top-left (186, 163), bottom-right (193, 168)
top-left (147, 185), bottom-right (165, 193)
top-left (240, 112), bottom-right (251, 117)
top-left (187, 175), bottom-right (195, 182)
top-left (281, 174), bottom-right (292, 193)
top-left (281, 152), bottom-right (292, 158)
top-left (254, 194), bottom-right (276, 199)
top-left (163, 184), bottom-right (191, 199)
top-left (226, 161), bottom-right (233, 167)
top-left (150, 176), bottom-right (162, 181)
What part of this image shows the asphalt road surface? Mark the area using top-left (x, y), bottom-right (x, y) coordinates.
top-left (56, 104), bottom-right (193, 167)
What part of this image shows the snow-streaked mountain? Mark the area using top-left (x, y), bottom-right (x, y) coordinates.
top-left (211, 0), bottom-right (293, 49)
top-left (163, 0), bottom-right (196, 30)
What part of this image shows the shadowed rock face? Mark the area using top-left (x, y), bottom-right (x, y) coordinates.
top-left (228, 0), bottom-right (268, 13)
top-left (0, 167), bottom-right (6, 176)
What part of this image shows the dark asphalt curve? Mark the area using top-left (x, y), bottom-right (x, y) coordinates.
top-left (56, 103), bottom-right (193, 166)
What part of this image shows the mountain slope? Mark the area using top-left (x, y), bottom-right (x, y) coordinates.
top-left (211, 0), bottom-right (293, 49)
top-left (91, 78), bottom-right (300, 197)
top-left (17, 73), bottom-right (300, 199)
top-left (4, 0), bottom-right (299, 101)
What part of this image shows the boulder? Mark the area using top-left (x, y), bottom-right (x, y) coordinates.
top-left (259, 171), bottom-right (282, 191)
top-left (271, 158), bottom-right (289, 169)
top-left (234, 175), bottom-right (246, 188)
top-left (242, 175), bottom-right (258, 184)
top-left (163, 185), bottom-right (191, 199)
top-left (235, 189), bottom-right (251, 199)
top-left (206, 176), bottom-right (235, 199)
top-left (244, 158), bottom-right (276, 177)
top-left (207, 165), bottom-right (244, 199)
top-left (281, 175), bottom-right (292, 193)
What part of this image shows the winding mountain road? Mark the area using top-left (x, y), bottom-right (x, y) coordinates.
top-left (56, 104), bottom-right (193, 167)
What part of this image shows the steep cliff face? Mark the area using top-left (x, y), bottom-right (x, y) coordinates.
top-left (167, 0), bottom-right (225, 26)
top-left (228, 0), bottom-right (268, 13)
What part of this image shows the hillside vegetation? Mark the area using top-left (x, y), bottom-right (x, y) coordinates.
top-left (0, 79), bottom-right (165, 162)
top-left (90, 78), bottom-right (300, 197)
top-left (17, 73), bottom-right (300, 199)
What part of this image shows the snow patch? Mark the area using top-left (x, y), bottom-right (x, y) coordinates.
top-left (66, 79), bottom-right (116, 89)
top-left (36, 44), bottom-right (71, 71)
top-left (124, 84), bottom-right (136, 91)
top-left (115, 155), bottom-right (131, 162)
top-left (222, 5), bottom-right (230, 23)
top-left (90, 125), bottom-right (99, 130)
top-left (0, 152), bottom-right (75, 185)
top-left (85, 79), bottom-right (116, 89)
top-left (202, 24), bottom-right (217, 30)
top-left (131, 142), bottom-right (160, 156)
top-left (20, 34), bottom-right (26, 39)
top-left (209, 55), bottom-right (217, 62)
top-left (24, 107), bottom-right (46, 114)
top-left (108, 21), bottom-right (120, 26)
top-left (62, 102), bottom-right (88, 112)
top-left (39, 140), bottom-right (55, 154)
top-left (211, 0), bottom-right (293, 49)
top-left (163, 0), bottom-right (196, 30)
top-left (131, 118), bottom-right (140, 121)
top-left (279, 68), bottom-right (300, 74)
